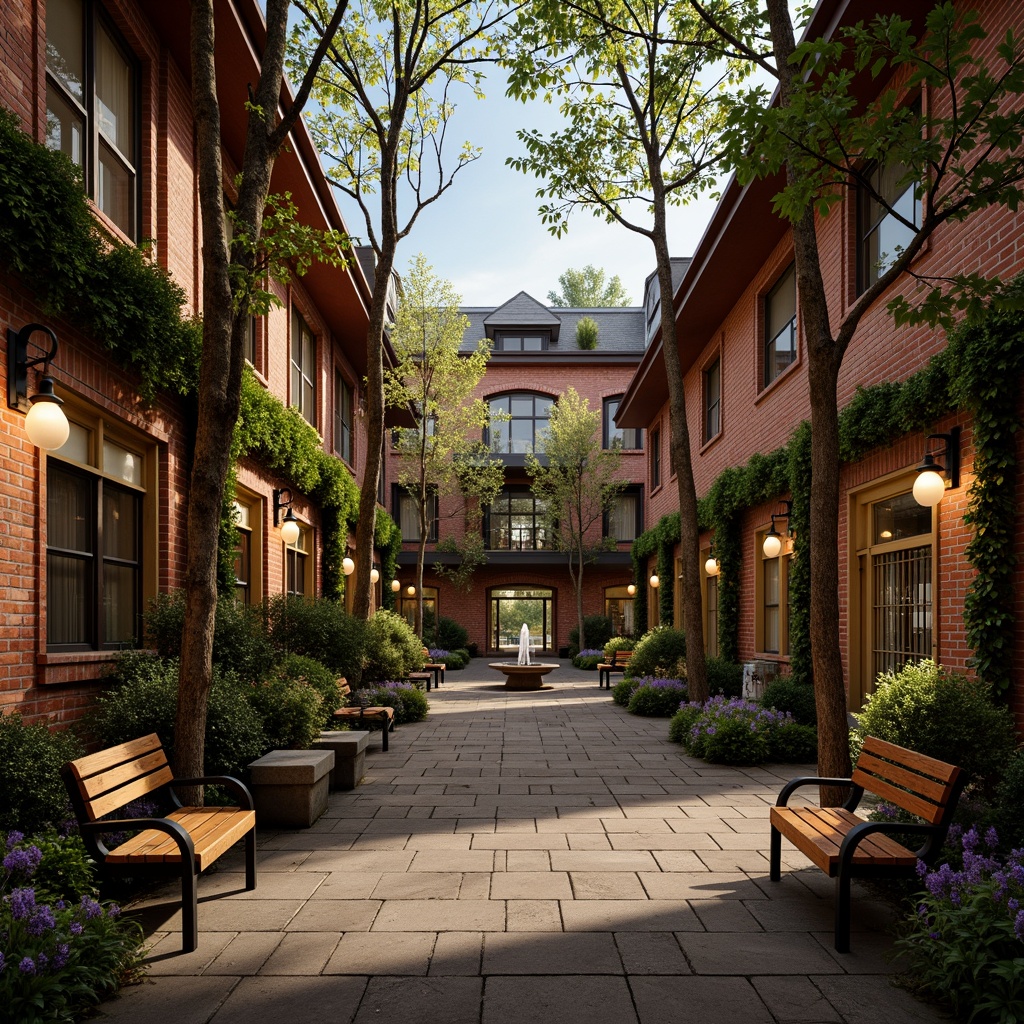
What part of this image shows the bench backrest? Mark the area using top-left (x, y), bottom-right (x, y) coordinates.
top-left (63, 733), bottom-right (174, 823)
top-left (853, 736), bottom-right (962, 826)
top-left (613, 650), bottom-right (632, 667)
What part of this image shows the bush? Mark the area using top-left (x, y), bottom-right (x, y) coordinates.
top-left (247, 674), bottom-right (324, 750)
top-left (573, 649), bottom-right (604, 670)
top-left (602, 636), bottom-right (635, 659)
top-left (760, 677), bottom-right (817, 726)
top-left (612, 677), bottom-right (641, 707)
top-left (768, 722), bottom-right (818, 763)
top-left (575, 315), bottom-right (599, 349)
top-left (266, 596), bottom-right (366, 683)
top-left (428, 648), bottom-right (468, 670)
top-left (268, 655), bottom-right (341, 726)
top-left (627, 679), bottom-right (689, 717)
top-left (669, 703), bottom-right (705, 745)
top-left (897, 826), bottom-right (1024, 1022)
top-left (855, 660), bottom-right (1015, 789)
top-left (146, 591), bottom-right (273, 683)
top-left (567, 615), bottom-right (614, 658)
top-left (991, 749), bottom-right (1024, 852)
top-left (705, 657), bottom-right (743, 698)
top-left (423, 612), bottom-right (469, 653)
top-left (28, 831), bottom-right (97, 905)
top-left (628, 627), bottom-right (686, 679)
top-left (90, 652), bottom-right (266, 776)
top-left (362, 610), bottom-right (424, 682)
top-left (0, 714), bottom-right (82, 836)
top-left (360, 682), bottom-right (429, 724)
top-left (1, 830), bottom-right (145, 1023)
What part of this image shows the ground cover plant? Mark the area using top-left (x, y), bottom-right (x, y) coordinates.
top-left (572, 649), bottom-right (604, 670)
top-left (567, 615), bottom-right (614, 658)
top-left (359, 682), bottom-right (429, 724)
top-left (626, 678), bottom-right (688, 717)
top-left (627, 627), bottom-right (686, 679)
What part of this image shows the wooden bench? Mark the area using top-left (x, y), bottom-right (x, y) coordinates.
top-left (422, 647), bottom-right (446, 690)
top-left (61, 734), bottom-right (256, 954)
top-left (598, 649), bottom-right (632, 689)
top-left (769, 736), bottom-right (964, 952)
top-left (333, 680), bottom-right (396, 751)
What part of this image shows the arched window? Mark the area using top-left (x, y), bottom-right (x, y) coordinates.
top-left (486, 392), bottom-right (553, 454)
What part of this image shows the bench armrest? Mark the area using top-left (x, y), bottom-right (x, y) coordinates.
top-left (81, 816), bottom-right (196, 861)
top-left (777, 776), bottom-right (859, 809)
top-left (172, 775), bottom-right (255, 810)
top-left (838, 820), bottom-right (938, 867)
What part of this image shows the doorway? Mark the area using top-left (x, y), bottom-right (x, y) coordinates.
top-left (488, 586), bottom-right (554, 654)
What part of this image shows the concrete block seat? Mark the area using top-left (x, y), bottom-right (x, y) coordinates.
top-left (314, 729), bottom-right (369, 790)
top-left (247, 749), bottom-right (334, 828)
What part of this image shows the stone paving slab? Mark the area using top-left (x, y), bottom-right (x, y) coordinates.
top-left (97, 663), bottom-right (949, 1024)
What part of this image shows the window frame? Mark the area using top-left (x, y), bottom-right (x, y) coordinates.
top-left (703, 358), bottom-right (721, 442)
top-left (494, 331), bottom-right (550, 352)
top-left (857, 160), bottom-right (922, 294)
top-left (650, 427), bottom-right (662, 489)
top-left (285, 525), bottom-right (313, 597)
top-left (485, 391), bottom-right (553, 455)
top-left (763, 263), bottom-right (797, 388)
top-left (755, 527), bottom-right (792, 657)
top-left (603, 486), bottom-right (643, 543)
top-left (602, 395), bottom-right (643, 450)
top-left (45, 0), bottom-right (141, 239)
top-left (291, 307), bottom-right (317, 426)
top-left (484, 486), bottom-right (552, 551)
top-left (394, 485), bottom-right (439, 543)
top-left (334, 369), bottom-right (354, 465)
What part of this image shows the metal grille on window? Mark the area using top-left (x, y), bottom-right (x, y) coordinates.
top-left (872, 544), bottom-right (932, 679)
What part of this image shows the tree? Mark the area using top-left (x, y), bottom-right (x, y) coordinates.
top-left (526, 388), bottom-right (624, 652)
top-left (384, 254), bottom-right (504, 636)
top-left (505, 0), bottom-right (746, 701)
top-left (704, 1), bottom-right (1024, 800)
top-left (179, 0), bottom-right (348, 792)
top-left (547, 264), bottom-right (631, 306)
top-left (291, 0), bottom-right (511, 621)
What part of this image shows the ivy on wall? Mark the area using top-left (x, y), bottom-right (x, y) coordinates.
top-left (632, 285), bottom-right (1024, 696)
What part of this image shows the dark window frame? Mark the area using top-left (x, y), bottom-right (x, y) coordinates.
top-left (485, 391), bottom-right (553, 454)
top-left (494, 331), bottom-right (551, 352)
top-left (703, 358), bottom-right (721, 441)
top-left (857, 160), bottom-right (922, 294)
top-left (650, 427), bottom-right (661, 489)
top-left (484, 486), bottom-right (553, 551)
top-left (763, 263), bottom-right (797, 387)
top-left (603, 485), bottom-right (643, 543)
top-left (393, 484), bottom-right (439, 543)
top-left (291, 308), bottom-right (317, 426)
top-left (602, 395), bottom-right (643, 450)
top-left (334, 369), bottom-right (354, 465)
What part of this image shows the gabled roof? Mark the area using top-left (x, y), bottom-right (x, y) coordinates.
top-left (483, 292), bottom-right (563, 339)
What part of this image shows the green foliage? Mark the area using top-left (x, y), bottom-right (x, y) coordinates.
top-left (572, 653), bottom-right (603, 670)
top-left (603, 637), bottom-right (635, 659)
top-left (547, 265), bottom-right (631, 307)
top-left (575, 316), bottom-right (599, 349)
top-left (28, 831), bottom-right (97, 905)
top-left (268, 654), bottom-right (342, 725)
top-left (423, 612), bottom-right (469, 653)
top-left (612, 677), bottom-right (641, 707)
top-left (760, 677), bottom-right (817, 726)
top-left (0, 714), bottom-right (82, 836)
top-left (992, 750), bottom-right (1024, 852)
top-left (1, 831), bottom-right (145, 1024)
top-left (668, 703), bottom-right (704, 745)
top-left (361, 610), bottom-right (425, 683)
top-left (627, 681), bottom-right (689, 717)
top-left (359, 683), bottom-right (430, 725)
top-left (676, 697), bottom-right (815, 766)
top-left (855, 660), bottom-right (1016, 787)
top-left (91, 653), bottom-right (266, 776)
top-left (568, 615), bottom-right (614, 657)
top-left (247, 673), bottom-right (324, 750)
top-left (705, 657), bottom-right (743, 698)
top-left (266, 596), bottom-right (367, 684)
top-left (0, 108), bottom-right (201, 401)
top-left (628, 627), bottom-right (687, 679)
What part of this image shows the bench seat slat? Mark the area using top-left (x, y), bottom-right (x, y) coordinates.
top-left (84, 765), bottom-right (176, 822)
top-left (849, 772), bottom-right (947, 825)
top-left (859, 737), bottom-right (959, 780)
top-left (68, 734), bottom-right (164, 780)
top-left (853, 750), bottom-right (956, 803)
top-left (74, 749), bottom-right (172, 801)
top-left (106, 808), bottom-right (256, 870)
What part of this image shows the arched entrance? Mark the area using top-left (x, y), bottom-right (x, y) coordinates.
top-left (488, 586), bottom-right (554, 655)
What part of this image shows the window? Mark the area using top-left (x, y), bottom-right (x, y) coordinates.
top-left (764, 263), bottom-right (796, 386)
top-left (335, 371), bottom-right (353, 464)
top-left (291, 309), bottom-right (316, 425)
top-left (46, 0), bottom-right (138, 237)
top-left (756, 529), bottom-right (792, 656)
top-left (485, 488), bottom-right (552, 550)
top-left (605, 585), bottom-right (635, 637)
top-left (650, 427), bottom-right (661, 488)
top-left (495, 332), bottom-right (549, 352)
top-left (398, 586), bottom-right (437, 629)
top-left (859, 161), bottom-right (921, 292)
top-left (395, 486), bottom-right (438, 543)
top-left (704, 359), bottom-right (721, 441)
top-left (47, 420), bottom-right (147, 649)
top-left (244, 316), bottom-right (258, 366)
top-left (603, 396), bottom-right (642, 450)
top-left (704, 563), bottom-right (719, 657)
top-left (233, 501), bottom-right (252, 605)
top-left (487, 392), bottom-right (552, 454)
top-left (605, 488), bottom-right (641, 543)
top-left (285, 527), bottom-right (311, 596)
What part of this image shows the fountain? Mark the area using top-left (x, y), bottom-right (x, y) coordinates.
top-left (489, 623), bottom-right (558, 690)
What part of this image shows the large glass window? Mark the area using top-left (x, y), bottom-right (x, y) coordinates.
top-left (285, 527), bottom-right (310, 596)
top-left (495, 332), bottom-right (548, 352)
top-left (605, 585), bottom-right (635, 637)
top-left (486, 488), bottom-right (551, 550)
top-left (603, 396), bottom-right (642, 450)
top-left (757, 529), bottom-right (792, 656)
top-left (605, 488), bottom-right (641, 543)
top-left (764, 263), bottom-right (796, 386)
top-left (859, 162), bottom-right (921, 291)
top-left (487, 393), bottom-right (552, 454)
top-left (47, 425), bottom-right (144, 649)
top-left (650, 428), bottom-right (661, 488)
top-left (704, 359), bottom-right (721, 441)
top-left (291, 309), bottom-right (316, 425)
top-left (395, 487), bottom-right (438, 543)
top-left (335, 370), bottom-right (353, 464)
top-left (46, 0), bottom-right (137, 237)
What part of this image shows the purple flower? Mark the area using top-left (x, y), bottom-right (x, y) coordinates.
top-left (985, 826), bottom-right (1000, 849)
top-left (28, 904), bottom-right (56, 936)
top-left (52, 944), bottom-right (70, 970)
top-left (0, 951), bottom-right (5, 973)
top-left (69, 921), bottom-right (83, 936)
top-left (5, 831), bottom-right (25, 850)
top-left (107, 903), bottom-right (121, 918)
top-left (3, 844), bottom-right (42, 876)
top-left (1015, 909), bottom-right (1024, 942)
top-left (18, 957), bottom-right (36, 976)
top-left (79, 895), bottom-right (103, 920)
top-left (10, 887), bottom-right (36, 920)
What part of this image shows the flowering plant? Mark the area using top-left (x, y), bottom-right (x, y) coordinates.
top-left (361, 682), bottom-right (429, 723)
top-left (1, 831), bottom-right (144, 1023)
top-left (427, 649), bottom-right (450, 660)
top-left (897, 826), bottom-right (1024, 1022)
top-left (626, 677), bottom-right (689, 717)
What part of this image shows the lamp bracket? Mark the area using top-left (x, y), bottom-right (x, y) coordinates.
top-left (8, 323), bottom-right (59, 413)
top-left (273, 487), bottom-right (294, 527)
top-left (925, 427), bottom-right (961, 490)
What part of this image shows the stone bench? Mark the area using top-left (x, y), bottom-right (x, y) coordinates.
top-left (247, 749), bottom-right (334, 828)
top-left (314, 729), bottom-right (369, 790)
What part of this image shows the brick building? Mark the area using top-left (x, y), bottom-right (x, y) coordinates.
top-left (615, 0), bottom-right (1024, 724)
top-left (0, 0), bottom-right (390, 722)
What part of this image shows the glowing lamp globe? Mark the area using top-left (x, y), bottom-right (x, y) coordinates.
top-left (649, 574), bottom-right (659, 589)
top-left (391, 579), bottom-right (401, 593)
top-left (762, 532), bottom-right (782, 559)
top-left (342, 556), bottom-right (355, 576)
top-left (406, 585), bottom-right (416, 597)
top-left (25, 387), bottom-right (70, 450)
top-left (704, 556), bottom-right (719, 577)
top-left (913, 469), bottom-right (946, 507)
top-left (626, 583), bottom-right (636, 597)
top-left (370, 568), bottom-right (380, 584)
top-left (280, 516), bottom-right (300, 546)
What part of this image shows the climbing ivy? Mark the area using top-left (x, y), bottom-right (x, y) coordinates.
top-left (632, 285), bottom-right (1024, 695)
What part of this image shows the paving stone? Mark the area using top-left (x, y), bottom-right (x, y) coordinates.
top-left (94, 976), bottom-right (241, 1023)
top-left (258, 931), bottom-right (340, 975)
top-left (679, 931), bottom-right (844, 975)
top-left (614, 932), bottom-right (692, 975)
top-left (324, 932), bottom-right (435, 975)
top-left (144, 930), bottom-right (236, 975)
top-left (505, 850), bottom-right (553, 871)
top-left (354, 976), bottom-right (483, 1023)
top-left (569, 872), bottom-right (647, 900)
top-left (307, 871), bottom-right (383, 899)
top-left (750, 975), bottom-right (843, 1022)
top-left (640, 872), bottom-right (765, 901)
top-left (459, 873), bottom-right (492, 899)
top-left (203, 932), bottom-right (284, 975)
top-left (550, 851), bottom-right (660, 872)
top-left (812, 975), bottom-right (952, 1022)
top-left (429, 932), bottom-right (484, 975)
top-left (409, 850), bottom-right (496, 872)
top-left (630, 976), bottom-right (774, 1024)
top-left (208, 976), bottom-right (367, 1024)
top-left (689, 899), bottom-right (763, 932)
top-left (483, 931), bottom-right (622, 974)
top-left (370, 871), bottom-right (463, 900)
top-left (284, 900), bottom-right (381, 931)
top-left (373, 899), bottom-right (506, 931)
top-left (490, 871), bottom-right (572, 900)
top-left (561, 900), bottom-right (702, 932)
top-left (482, 976), bottom-right (638, 1024)
top-left (505, 899), bottom-right (563, 931)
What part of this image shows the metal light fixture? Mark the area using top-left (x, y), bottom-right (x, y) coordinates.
top-left (370, 567), bottom-right (380, 584)
top-left (762, 500), bottom-right (793, 558)
top-left (7, 322), bottom-right (70, 450)
top-left (626, 583), bottom-right (636, 597)
top-left (649, 574), bottom-right (659, 589)
top-left (273, 488), bottom-right (301, 545)
top-left (406, 584), bottom-right (416, 597)
top-left (342, 556), bottom-right (355, 576)
top-left (913, 427), bottom-right (961, 507)
top-left (704, 544), bottom-right (720, 577)
top-left (391, 579), bottom-right (401, 593)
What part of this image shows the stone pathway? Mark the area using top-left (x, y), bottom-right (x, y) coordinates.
top-left (96, 661), bottom-right (948, 1024)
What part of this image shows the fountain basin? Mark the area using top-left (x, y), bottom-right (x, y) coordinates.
top-left (489, 662), bottom-right (557, 691)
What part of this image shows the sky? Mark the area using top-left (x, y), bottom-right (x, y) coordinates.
top-left (329, 70), bottom-right (724, 309)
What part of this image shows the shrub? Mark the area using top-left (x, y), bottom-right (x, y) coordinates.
top-left (627, 679), bottom-right (689, 717)
top-left (361, 610), bottom-right (424, 683)
top-left (602, 636), bottom-right (635, 659)
top-left (423, 612), bottom-right (469, 653)
top-left (668, 703), bottom-right (705, 745)
top-left (145, 591), bottom-right (273, 683)
top-left (573, 649), bottom-right (604, 670)
top-left (268, 654), bottom-right (341, 726)
top-left (768, 722), bottom-right (818, 763)
top-left (628, 627), bottom-right (686, 679)
top-left (266, 595), bottom-right (366, 683)
top-left (1, 830), bottom-right (145, 1023)
top-left (855, 660), bottom-right (1015, 789)
top-left (677, 696), bottom-right (814, 766)
top-left (0, 714), bottom-right (82, 836)
top-left (428, 648), bottom-right (467, 670)
top-left (360, 682), bottom-right (429, 724)
top-left (91, 652), bottom-right (266, 776)
top-left (992, 749), bottom-right (1024, 852)
top-left (705, 657), bottom-right (743, 698)
top-left (247, 674), bottom-right (324, 750)
top-left (575, 315), bottom-right (599, 349)
top-left (567, 615), bottom-right (614, 658)
top-left (897, 826), bottom-right (1024, 1022)
top-left (612, 677), bottom-right (641, 707)
top-left (760, 676), bottom-right (817, 726)
top-left (29, 831), bottom-right (96, 905)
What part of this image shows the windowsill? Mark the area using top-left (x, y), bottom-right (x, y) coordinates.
top-left (87, 198), bottom-right (136, 249)
top-left (755, 356), bottom-right (801, 405)
top-left (699, 430), bottom-right (723, 456)
top-left (37, 650), bottom-right (120, 666)
top-left (753, 653), bottom-right (791, 663)
top-left (250, 365), bottom-right (270, 389)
